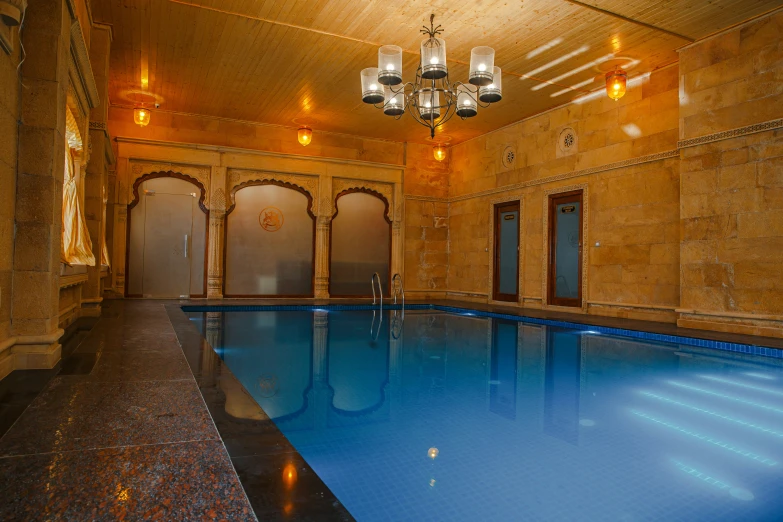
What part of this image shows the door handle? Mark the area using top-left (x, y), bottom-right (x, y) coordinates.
top-left (184, 235), bottom-right (188, 258)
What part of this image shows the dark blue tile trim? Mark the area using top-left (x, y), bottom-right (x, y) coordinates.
top-left (180, 304), bottom-right (783, 359)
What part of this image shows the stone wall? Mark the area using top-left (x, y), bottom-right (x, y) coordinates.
top-left (403, 143), bottom-right (449, 297)
top-left (0, 20), bottom-right (20, 345)
top-left (678, 11), bottom-right (783, 337)
top-left (448, 66), bottom-right (681, 321)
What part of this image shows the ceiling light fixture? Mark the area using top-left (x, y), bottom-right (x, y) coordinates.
top-left (297, 126), bottom-right (313, 146)
top-left (605, 67), bottom-right (627, 100)
top-left (433, 144), bottom-right (447, 162)
top-left (133, 106), bottom-right (151, 127)
top-left (360, 14), bottom-right (502, 139)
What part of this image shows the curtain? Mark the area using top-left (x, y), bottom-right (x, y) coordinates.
top-left (61, 143), bottom-right (95, 266)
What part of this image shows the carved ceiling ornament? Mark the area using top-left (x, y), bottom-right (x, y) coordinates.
top-left (226, 169), bottom-right (319, 215)
top-left (331, 178), bottom-right (395, 222)
top-left (129, 161), bottom-right (212, 207)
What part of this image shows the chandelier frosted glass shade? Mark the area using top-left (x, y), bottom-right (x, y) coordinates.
top-left (421, 37), bottom-right (447, 80)
top-left (383, 87), bottom-right (405, 116)
top-left (418, 90), bottom-right (441, 119)
top-left (361, 68), bottom-right (384, 104)
top-left (455, 85), bottom-right (477, 118)
top-left (378, 45), bottom-right (403, 86)
top-left (469, 47), bottom-right (495, 86)
top-left (479, 67), bottom-right (502, 103)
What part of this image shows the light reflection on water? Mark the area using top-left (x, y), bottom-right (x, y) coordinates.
top-left (188, 310), bottom-right (783, 521)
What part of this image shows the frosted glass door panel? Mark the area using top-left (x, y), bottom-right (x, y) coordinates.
top-left (498, 210), bottom-right (519, 295)
top-left (225, 185), bottom-right (314, 296)
top-left (554, 202), bottom-right (580, 299)
top-left (142, 193), bottom-right (193, 298)
top-left (330, 193), bottom-right (390, 296)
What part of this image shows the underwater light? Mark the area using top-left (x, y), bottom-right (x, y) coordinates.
top-left (631, 410), bottom-right (777, 467)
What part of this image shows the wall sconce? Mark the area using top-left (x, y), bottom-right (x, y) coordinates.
top-left (133, 107), bottom-right (151, 127)
top-left (297, 126), bottom-right (312, 146)
top-left (605, 67), bottom-right (627, 101)
top-left (433, 144), bottom-right (447, 162)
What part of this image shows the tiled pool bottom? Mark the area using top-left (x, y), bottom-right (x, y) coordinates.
top-left (185, 306), bottom-right (783, 521)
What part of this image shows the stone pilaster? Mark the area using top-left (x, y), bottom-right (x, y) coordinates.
top-left (10, 0), bottom-right (71, 368)
top-left (111, 157), bottom-right (129, 295)
top-left (81, 24), bottom-right (113, 313)
top-left (314, 175), bottom-right (332, 298)
top-left (207, 166), bottom-right (226, 299)
top-left (391, 182), bottom-right (403, 280)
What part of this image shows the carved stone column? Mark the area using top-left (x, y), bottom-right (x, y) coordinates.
top-left (314, 175), bottom-right (332, 299)
top-left (312, 310), bottom-right (329, 428)
top-left (314, 216), bottom-right (331, 299)
top-left (391, 183), bottom-right (403, 279)
top-left (207, 166), bottom-right (226, 299)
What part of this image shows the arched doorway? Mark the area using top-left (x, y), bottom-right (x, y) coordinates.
top-left (126, 172), bottom-right (208, 298)
top-left (223, 180), bottom-right (316, 297)
top-left (329, 189), bottom-right (392, 297)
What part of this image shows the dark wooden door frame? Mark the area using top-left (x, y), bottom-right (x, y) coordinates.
top-left (492, 201), bottom-right (520, 302)
top-left (547, 190), bottom-right (583, 308)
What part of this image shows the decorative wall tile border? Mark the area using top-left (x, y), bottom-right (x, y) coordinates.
top-left (404, 195), bottom-right (449, 202)
top-left (180, 304), bottom-right (783, 358)
top-left (677, 118), bottom-right (783, 149)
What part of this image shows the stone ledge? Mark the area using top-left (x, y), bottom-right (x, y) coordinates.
top-left (0, 330), bottom-right (64, 381)
top-left (677, 311), bottom-right (783, 339)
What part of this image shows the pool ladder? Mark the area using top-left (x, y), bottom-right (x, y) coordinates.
top-left (370, 273), bottom-right (384, 341)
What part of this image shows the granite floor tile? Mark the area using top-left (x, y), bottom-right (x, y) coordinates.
top-left (0, 379), bottom-right (218, 456)
top-left (0, 440), bottom-right (255, 521)
top-left (61, 349), bottom-right (193, 383)
top-left (232, 452), bottom-right (353, 522)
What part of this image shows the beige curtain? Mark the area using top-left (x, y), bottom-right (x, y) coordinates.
top-left (61, 144), bottom-right (95, 266)
top-left (100, 185), bottom-right (110, 267)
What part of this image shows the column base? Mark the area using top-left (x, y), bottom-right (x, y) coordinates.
top-left (0, 330), bottom-right (63, 381)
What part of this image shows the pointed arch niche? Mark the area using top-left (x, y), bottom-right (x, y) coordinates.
top-left (223, 180), bottom-right (316, 297)
top-left (329, 188), bottom-right (392, 297)
top-left (126, 171), bottom-right (209, 298)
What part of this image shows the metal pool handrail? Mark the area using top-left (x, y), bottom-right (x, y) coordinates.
top-left (371, 272), bottom-right (383, 314)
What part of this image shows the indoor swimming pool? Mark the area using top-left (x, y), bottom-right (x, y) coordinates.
top-left (186, 306), bottom-right (783, 521)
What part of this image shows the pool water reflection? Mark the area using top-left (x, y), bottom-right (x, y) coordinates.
top-left (188, 309), bottom-right (783, 521)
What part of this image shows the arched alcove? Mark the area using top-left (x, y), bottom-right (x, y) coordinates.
top-left (329, 188), bottom-right (391, 297)
top-left (223, 180), bottom-right (315, 297)
top-left (126, 172), bottom-right (208, 298)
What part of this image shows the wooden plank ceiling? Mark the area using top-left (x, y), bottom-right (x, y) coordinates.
top-left (93, 0), bottom-right (783, 144)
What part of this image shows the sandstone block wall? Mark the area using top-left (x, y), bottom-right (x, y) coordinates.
top-left (678, 11), bottom-right (783, 336)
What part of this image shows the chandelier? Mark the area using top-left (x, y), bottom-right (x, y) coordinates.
top-left (360, 14), bottom-right (502, 139)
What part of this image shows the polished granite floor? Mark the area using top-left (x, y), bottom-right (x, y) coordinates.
top-left (0, 301), bottom-right (255, 521)
top-left (0, 297), bottom-right (779, 521)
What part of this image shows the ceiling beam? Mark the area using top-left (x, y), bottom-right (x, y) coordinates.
top-left (562, 0), bottom-right (695, 42)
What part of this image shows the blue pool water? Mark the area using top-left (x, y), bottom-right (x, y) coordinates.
top-left (187, 308), bottom-right (783, 521)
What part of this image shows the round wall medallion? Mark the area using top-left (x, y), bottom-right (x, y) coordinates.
top-left (259, 207), bottom-right (284, 232)
top-left (501, 146), bottom-right (516, 168)
top-left (558, 127), bottom-right (578, 155)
